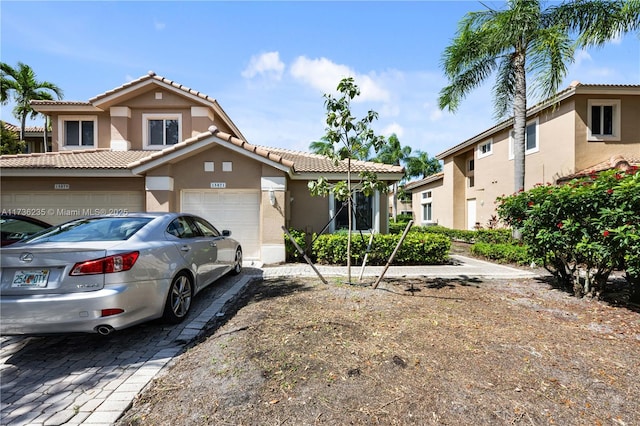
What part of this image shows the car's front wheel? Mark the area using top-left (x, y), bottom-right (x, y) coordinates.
top-left (230, 247), bottom-right (242, 275)
top-left (163, 272), bottom-right (193, 323)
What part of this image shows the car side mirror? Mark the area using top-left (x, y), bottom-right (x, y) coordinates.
top-left (222, 230), bottom-right (231, 237)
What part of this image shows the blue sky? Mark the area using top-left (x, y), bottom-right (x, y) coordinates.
top-left (2, 1), bottom-right (638, 157)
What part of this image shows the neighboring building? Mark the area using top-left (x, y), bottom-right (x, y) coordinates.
top-left (0, 72), bottom-right (403, 264)
top-left (403, 173), bottom-right (444, 227)
top-left (404, 82), bottom-right (639, 230)
top-left (2, 122), bottom-right (52, 153)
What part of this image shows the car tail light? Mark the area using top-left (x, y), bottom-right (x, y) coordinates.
top-left (101, 308), bottom-right (124, 317)
top-left (70, 251), bottom-right (139, 276)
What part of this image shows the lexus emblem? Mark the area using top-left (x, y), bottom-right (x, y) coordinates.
top-left (19, 253), bottom-right (34, 263)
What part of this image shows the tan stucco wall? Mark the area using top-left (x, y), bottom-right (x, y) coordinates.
top-left (410, 178), bottom-right (445, 227)
top-left (573, 94), bottom-right (640, 170)
top-left (287, 180), bottom-right (330, 234)
top-left (1, 176), bottom-right (143, 192)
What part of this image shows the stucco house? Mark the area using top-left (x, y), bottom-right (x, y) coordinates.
top-left (0, 72), bottom-right (403, 264)
top-left (2, 122), bottom-right (52, 153)
top-left (405, 82), bottom-right (639, 230)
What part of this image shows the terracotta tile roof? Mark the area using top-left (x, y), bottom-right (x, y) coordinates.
top-left (403, 172), bottom-right (444, 191)
top-left (557, 154), bottom-right (640, 183)
top-left (88, 71), bottom-right (215, 105)
top-left (1, 122), bottom-right (45, 133)
top-left (0, 149), bottom-right (153, 169)
top-left (263, 146), bottom-right (405, 174)
top-left (0, 129), bottom-right (402, 177)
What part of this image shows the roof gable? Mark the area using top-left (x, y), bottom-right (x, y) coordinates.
top-left (31, 71), bottom-right (247, 141)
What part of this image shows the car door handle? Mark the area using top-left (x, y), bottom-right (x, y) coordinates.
top-left (180, 245), bottom-right (190, 252)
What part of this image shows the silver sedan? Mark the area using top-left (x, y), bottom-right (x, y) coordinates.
top-left (0, 212), bottom-right (242, 335)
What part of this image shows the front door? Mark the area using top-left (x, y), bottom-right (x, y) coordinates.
top-left (467, 199), bottom-right (476, 230)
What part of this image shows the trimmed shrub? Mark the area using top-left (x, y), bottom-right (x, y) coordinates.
top-left (284, 229), bottom-right (315, 262)
top-left (470, 242), bottom-right (531, 265)
top-left (313, 232), bottom-right (450, 265)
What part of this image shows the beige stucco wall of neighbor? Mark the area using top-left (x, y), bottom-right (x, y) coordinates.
top-left (410, 178), bottom-right (445, 227)
top-left (573, 93), bottom-right (640, 170)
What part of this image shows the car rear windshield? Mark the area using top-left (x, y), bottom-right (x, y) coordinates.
top-left (24, 217), bottom-right (153, 243)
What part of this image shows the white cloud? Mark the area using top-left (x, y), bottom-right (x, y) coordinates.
top-left (154, 19), bottom-right (166, 31)
top-left (289, 56), bottom-right (389, 102)
top-left (380, 122), bottom-right (404, 138)
top-left (241, 51), bottom-right (285, 81)
top-left (574, 49), bottom-right (592, 67)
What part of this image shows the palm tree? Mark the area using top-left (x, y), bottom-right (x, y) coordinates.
top-left (405, 150), bottom-right (442, 179)
top-left (374, 134), bottom-right (411, 220)
top-left (1, 62), bottom-right (63, 149)
top-left (438, 0), bottom-right (639, 194)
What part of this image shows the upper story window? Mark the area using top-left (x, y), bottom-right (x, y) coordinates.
top-left (143, 113), bottom-right (181, 149)
top-left (477, 139), bottom-right (493, 158)
top-left (59, 115), bottom-right (97, 149)
top-left (509, 118), bottom-right (539, 159)
top-left (588, 99), bottom-right (620, 142)
top-left (421, 191), bottom-right (432, 199)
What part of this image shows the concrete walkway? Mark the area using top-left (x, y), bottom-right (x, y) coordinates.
top-left (261, 254), bottom-right (542, 280)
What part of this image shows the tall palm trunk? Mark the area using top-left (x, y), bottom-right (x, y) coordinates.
top-left (512, 50), bottom-right (527, 193)
top-left (512, 50), bottom-right (527, 240)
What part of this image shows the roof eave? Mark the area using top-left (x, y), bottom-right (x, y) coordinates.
top-left (0, 169), bottom-right (137, 177)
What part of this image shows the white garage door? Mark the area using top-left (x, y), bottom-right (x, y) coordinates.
top-left (181, 190), bottom-right (261, 260)
top-left (1, 191), bottom-right (144, 225)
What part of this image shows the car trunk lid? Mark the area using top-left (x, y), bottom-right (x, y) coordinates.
top-left (0, 242), bottom-right (112, 295)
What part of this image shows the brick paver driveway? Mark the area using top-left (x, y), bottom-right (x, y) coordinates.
top-left (0, 271), bottom-right (257, 426)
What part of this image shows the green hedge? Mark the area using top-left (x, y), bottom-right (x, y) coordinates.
top-left (312, 232), bottom-right (450, 265)
top-left (470, 242), bottom-right (531, 265)
top-left (285, 226), bottom-right (524, 266)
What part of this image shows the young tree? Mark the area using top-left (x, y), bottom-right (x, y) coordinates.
top-left (373, 133), bottom-right (411, 220)
top-left (308, 77), bottom-right (387, 283)
top-left (438, 0), bottom-right (639, 195)
top-left (0, 62), bottom-right (63, 150)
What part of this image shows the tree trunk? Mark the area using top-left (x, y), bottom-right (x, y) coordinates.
top-left (392, 182), bottom-right (398, 221)
top-left (512, 51), bottom-right (527, 194)
top-left (43, 116), bottom-right (48, 153)
top-left (347, 157), bottom-right (352, 284)
top-left (512, 49), bottom-right (527, 240)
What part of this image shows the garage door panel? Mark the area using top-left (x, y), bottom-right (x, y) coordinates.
top-left (1, 191), bottom-right (144, 225)
top-left (182, 190), bottom-right (261, 260)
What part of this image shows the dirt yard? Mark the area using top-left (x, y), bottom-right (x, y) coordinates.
top-left (117, 267), bottom-right (640, 425)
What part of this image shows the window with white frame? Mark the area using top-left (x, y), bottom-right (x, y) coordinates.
top-left (421, 190), bottom-right (433, 223)
top-left (509, 118), bottom-right (539, 159)
top-left (588, 99), bottom-right (620, 141)
top-left (143, 114), bottom-right (181, 149)
top-left (59, 116), bottom-right (97, 148)
top-left (477, 139), bottom-right (493, 158)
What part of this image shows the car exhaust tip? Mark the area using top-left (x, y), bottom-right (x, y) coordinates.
top-left (96, 325), bottom-right (115, 336)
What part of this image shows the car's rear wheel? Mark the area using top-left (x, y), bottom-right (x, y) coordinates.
top-left (231, 248), bottom-right (242, 275)
top-left (163, 272), bottom-right (193, 323)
